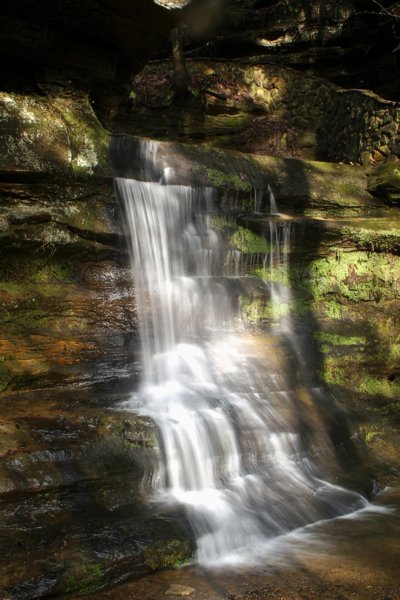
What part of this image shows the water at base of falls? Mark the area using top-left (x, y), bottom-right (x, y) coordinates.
top-left (114, 175), bottom-right (371, 567)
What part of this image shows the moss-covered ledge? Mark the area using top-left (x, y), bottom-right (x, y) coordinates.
top-left (110, 136), bottom-right (383, 216)
top-left (0, 92), bottom-right (111, 177)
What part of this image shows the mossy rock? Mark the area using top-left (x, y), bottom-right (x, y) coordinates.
top-left (206, 167), bottom-right (252, 193)
top-left (0, 92), bottom-right (110, 176)
top-left (308, 249), bottom-right (400, 305)
top-left (339, 220), bottom-right (400, 254)
top-left (112, 136), bottom-right (382, 217)
top-left (367, 162), bottom-right (400, 204)
top-left (230, 226), bottom-right (270, 254)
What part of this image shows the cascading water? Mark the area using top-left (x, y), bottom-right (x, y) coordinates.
top-left (114, 146), bottom-right (371, 567)
top-left (268, 184), bottom-right (279, 216)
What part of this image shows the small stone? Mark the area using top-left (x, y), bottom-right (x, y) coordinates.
top-left (371, 149), bottom-right (386, 163)
top-left (378, 145), bottom-right (391, 156)
top-left (360, 151), bottom-right (372, 166)
top-left (297, 129), bottom-right (317, 148)
top-left (367, 160), bottom-right (400, 203)
top-left (165, 584), bottom-right (195, 596)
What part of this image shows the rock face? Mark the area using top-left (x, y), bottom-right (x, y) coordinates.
top-left (124, 60), bottom-right (400, 163)
top-left (0, 98), bottom-right (195, 599)
top-left (0, 391), bottom-right (194, 598)
top-left (180, 0), bottom-right (400, 102)
top-left (0, 92), bottom-right (120, 394)
top-left (0, 178), bottom-right (132, 393)
top-left (0, 92), bottom-right (110, 176)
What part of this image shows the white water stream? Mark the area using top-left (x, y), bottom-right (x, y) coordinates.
top-left (114, 166), bottom-right (370, 566)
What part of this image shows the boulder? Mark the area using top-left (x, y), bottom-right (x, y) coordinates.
top-left (367, 161), bottom-right (400, 204)
top-left (0, 92), bottom-right (110, 176)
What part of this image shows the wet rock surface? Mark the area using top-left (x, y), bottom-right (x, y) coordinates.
top-left (0, 386), bottom-right (194, 599)
top-left (0, 97), bottom-right (196, 597)
top-left (81, 487), bottom-right (400, 600)
top-left (0, 175), bottom-right (136, 393)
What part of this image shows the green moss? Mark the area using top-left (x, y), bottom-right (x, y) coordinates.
top-left (389, 344), bottom-right (400, 361)
top-left (290, 298), bottom-right (311, 317)
top-left (230, 227), bottom-right (270, 254)
top-left (253, 265), bottom-right (290, 286)
top-left (322, 357), bottom-right (347, 386)
top-left (240, 296), bottom-right (309, 325)
top-left (360, 319), bottom-right (400, 370)
top-left (0, 308), bottom-right (53, 332)
top-left (0, 363), bottom-right (12, 392)
top-left (0, 282), bottom-right (23, 295)
top-left (217, 115), bottom-right (248, 129)
top-left (321, 352), bottom-right (365, 388)
top-left (357, 376), bottom-right (400, 399)
top-left (63, 563), bottom-right (103, 594)
top-left (316, 332), bottom-right (365, 347)
top-left (320, 300), bottom-right (342, 320)
top-left (240, 297), bottom-right (265, 323)
top-left (337, 182), bottom-right (364, 197)
top-left (374, 400), bottom-right (400, 417)
top-left (0, 282), bottom-right (72, 336)
top-left (54, 98), bottom-right (109, 176)
top-left (309, 161), bottom-right (341, 175)
top-left (251, 247), bottom-right (400, 323)
top-left (209, 215), bottom-right (237, 231)
top-left (240, 297), bottom-right (287, 323)
top-left (32, 261), bottom-right (73, 283)
top-left (150, 540), bottom-right (191, 570)
top-left (368, 162), bottom-right (400, 201)
top-left (364, 429), bottom-right (383, 444)
top-left (341, 225), bottom-right (400, 252)
top-left (206, 168), bottom-right (252, 192)
top-left (308, 250), bottom-right (400, 304)
top-left (0, 253), bottom-right (75, 285)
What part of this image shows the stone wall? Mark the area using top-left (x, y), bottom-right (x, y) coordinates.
top-left (187, 61), bottom-right (400, 163)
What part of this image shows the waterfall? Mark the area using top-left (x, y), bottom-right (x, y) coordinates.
top-left (268, 184), bottom-right (279, 216)
top-left (114, 151), bottom-right (370, 567)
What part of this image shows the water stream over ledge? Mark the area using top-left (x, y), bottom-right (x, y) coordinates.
top-left (112, 141), bottom-right (386, 568)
